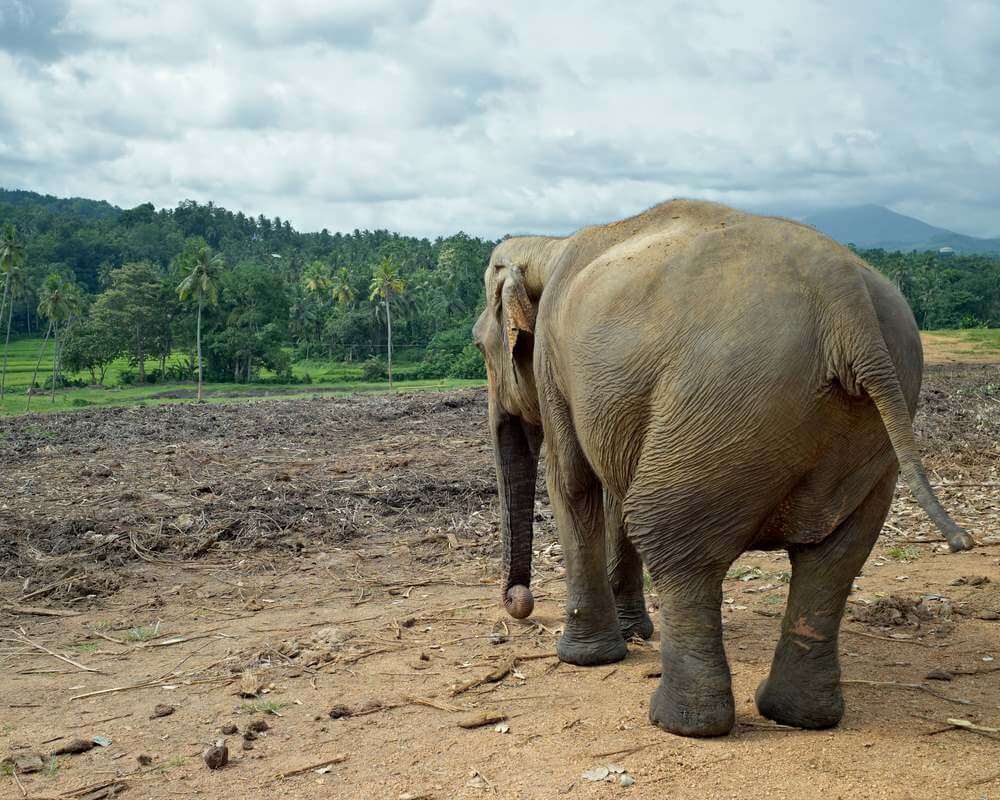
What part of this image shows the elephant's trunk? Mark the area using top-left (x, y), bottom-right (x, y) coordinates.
top-left (493, 412), bottom-right (541, 619)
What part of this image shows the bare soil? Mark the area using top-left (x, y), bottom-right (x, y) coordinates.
top-left (1, 364), bottom-right (998, 800)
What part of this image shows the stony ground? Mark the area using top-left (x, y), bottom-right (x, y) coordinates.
top-left (1, 363), bottom-right (998, 799)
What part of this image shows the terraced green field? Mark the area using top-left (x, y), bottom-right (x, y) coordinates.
top-left (0, 336), bottom-right (481, 416)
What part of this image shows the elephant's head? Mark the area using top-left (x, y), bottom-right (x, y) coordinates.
top-left (473, 237), bottom-right (563, 620)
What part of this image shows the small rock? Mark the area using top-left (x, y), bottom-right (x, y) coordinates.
top-left (150, 704), bottom-right (175, 719)
top-left (137, 754), bottom-right (153, 767)
top-left (620, 774), bottom-right (636, 787)
top-left (925, 669), bottom-right (953, 682)
top-left (976, 610), bottom-right (999, 621)
top-left (247, 718), bottom-right (270, 733)
top-left (328, 705), bottom-right (352, 720)
top-left (11, 754), bottom-right (44, 773)
top-left (220, 723), bottom-right (238, 735)
top-left (582, 766), bottom-right (610, 782)
top-left (241, 739), bottom-right (254, 751)
top-left (203, 741), bottom-right (229, 770)
top-left (243, 730), bottom-right (257, 742)
top-left (52, 738), bottom-right (96, 756)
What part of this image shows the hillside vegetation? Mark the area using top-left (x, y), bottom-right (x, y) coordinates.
top-left (0, 189), bottom-right (997, 417)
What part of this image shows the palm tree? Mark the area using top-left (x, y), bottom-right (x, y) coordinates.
top-left (0, 224), bottom-right (25, 399)
top-left (302, 260), bottom-right (332, 295)
top-left (330, 267), bottom-right (356, 308)
top-left (369, 257), bottom-right (405, 388)
top-left (34, 274), bottom-right (78, 405)
top-left (0, 260), bottom-right (25, 399)
top-left (176, 243), bottom-right (223, 402)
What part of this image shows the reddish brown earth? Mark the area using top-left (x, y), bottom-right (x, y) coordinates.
top-left (1, 363), bottom-right (998, 800)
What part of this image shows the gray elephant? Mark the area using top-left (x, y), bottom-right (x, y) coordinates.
top-left (473, 199), bottom-right (975, 738)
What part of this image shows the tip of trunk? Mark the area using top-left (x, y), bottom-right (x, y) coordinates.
top-left (503, 584), bottom-right (534, 619)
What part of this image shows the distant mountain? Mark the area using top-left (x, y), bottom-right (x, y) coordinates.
top-left (802, 204), bottom-right (1000, 254)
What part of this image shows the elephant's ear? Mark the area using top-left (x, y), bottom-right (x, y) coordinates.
top-left (500, 264), bottom-right (536, 358)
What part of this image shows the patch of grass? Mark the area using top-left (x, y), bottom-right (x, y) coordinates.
top-left (44, 757), bottom-right (60, 777)
top-left (240, 699), bottom-right (287, 715)
top-left (157, 755), bottom-right (187, 772)
top-left (122, 624), bottom-right (160, 642)
top-left (72, 642), bottom-right (99, 653)
top-left (764, 594), bottom-right (785, 605)
top-left (726, 565), bottom-right (762, 581)
top-left (885, 545), bottom-right (920, 563)
top-left (0, 335), bottom-right (483, 417)
top-left (0, 762), bottom-right (13, 777)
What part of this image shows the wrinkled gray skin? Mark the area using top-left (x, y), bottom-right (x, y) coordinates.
top-left (473, 200), bottom-right (976, 738)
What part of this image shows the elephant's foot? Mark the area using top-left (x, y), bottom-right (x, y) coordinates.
top-left (557, 624), bottom-right (627, 666)
top-left (755, 669), bottom-right (843, 729)
top-left (615, 598), bottom-right (654, 640)
top-left (649, 673), bottom-right (734, 737)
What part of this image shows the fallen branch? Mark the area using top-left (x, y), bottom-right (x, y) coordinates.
top-left (842, 679), bottom-right (973, 705)
top-left (946, 718), bottom-right (1000, 739)
top-left (457, 711), bottom-right (507, 729)
top-left (450, 657), bottom-right (514, 697)
top-left (70, 676), bottom-right (231, 702)
top-left (11, 631), bottom-right (102, 674)
top-left (3, 605), bottom-right (82, 618)
top-left (843, 628), bottom-right (946, 648)
top-left (276, 754), bottom-right (348, 779)
top-left (406, 695), bottom-right (464, 713)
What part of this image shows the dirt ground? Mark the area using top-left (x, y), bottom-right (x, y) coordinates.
top-left (1, 363), bottom-right (998, 800)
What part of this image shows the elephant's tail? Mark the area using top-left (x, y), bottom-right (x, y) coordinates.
top-left (850, 322), bottom-right (975, 553)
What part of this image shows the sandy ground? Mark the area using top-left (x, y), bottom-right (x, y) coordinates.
top-left (1, 362), bottom-right (998, 800)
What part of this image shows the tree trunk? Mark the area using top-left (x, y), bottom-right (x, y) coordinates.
top-left (137, 325), bottom-right (145, 383)
top-left (385, 295), bottom-right (393, 389)
top-left (196, 299), bottom-right (203, 401)
top-left (50, 322), bottom-right (59, 403)
top-left (26, 322), bottom-right (52, 413)
top-left (0, 279), bottom-right (12, 400)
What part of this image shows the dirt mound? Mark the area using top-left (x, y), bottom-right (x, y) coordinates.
top-left (849, 594), bottom-right (957, 629)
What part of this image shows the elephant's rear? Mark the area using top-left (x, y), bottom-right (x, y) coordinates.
top-left (559, 211), bottom-right (968, 557)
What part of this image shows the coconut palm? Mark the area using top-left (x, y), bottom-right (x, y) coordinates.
top-left (176, 243), bottom-right (223, 401)
top-left (330, 267), bottom-right (356, 308)
top-left (368, 257), bottom-right (405, 388)
top-left (302, 260), bottom-right (332, 296)
top-left (34, 274), bottom-right (79, 406)
top-left (0, 224), bottom-right (25, 399)
top-left (0, 260), bottom-right (25, 399)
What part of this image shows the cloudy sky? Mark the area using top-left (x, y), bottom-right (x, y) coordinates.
top-left (2, 0), bottom-right (999, 238)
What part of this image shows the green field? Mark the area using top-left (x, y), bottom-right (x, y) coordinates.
top-left (0, 336), bottom-right (483, 417)
top-left (2, 330), bottom-right (995, 418)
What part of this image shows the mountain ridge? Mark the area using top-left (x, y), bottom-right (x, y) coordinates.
top-left (802, 204), bottom-right (1000, 254)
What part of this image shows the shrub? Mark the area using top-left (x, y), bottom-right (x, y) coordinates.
top-left (361, 356), bottom-right (387, 381)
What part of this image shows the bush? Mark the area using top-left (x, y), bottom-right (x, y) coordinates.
top-left (42, 374), bottom-right (87, 390)
top-left (448, 343), bottom-right (487, 379)
top-left (117, 368), bottom-right (136, 386)
top-left (361, 356), bottom-right (387, 381)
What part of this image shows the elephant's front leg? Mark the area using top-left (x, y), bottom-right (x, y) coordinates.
top-left (548, 456), bottom-right (628, 666)
top-left (605, 490), bottom-right (654, 640)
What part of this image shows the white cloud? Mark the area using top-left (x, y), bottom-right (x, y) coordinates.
top-left (1, 0), bottom-right (998, 237)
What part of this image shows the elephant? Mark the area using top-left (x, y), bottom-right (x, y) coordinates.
top-left (472, 199), bottom-right (976, 738)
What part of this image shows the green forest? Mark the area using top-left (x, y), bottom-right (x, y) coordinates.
top-left (1, 187), bottom-right (998, 401)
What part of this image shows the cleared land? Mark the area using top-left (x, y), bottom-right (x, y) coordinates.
top-left (1, 356), bottom-right (998, 799)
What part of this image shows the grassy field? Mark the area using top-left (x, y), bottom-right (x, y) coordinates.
top-left (0, 336), bottom-right (482, 417)
top-left (1, 329), bottom-right (996, 417)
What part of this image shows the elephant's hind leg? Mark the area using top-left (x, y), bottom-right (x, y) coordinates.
top-left (605, 490), bottom-right (654, 640)
top-left (756, 468), bottom-right (895, 729)
top-left (545, 398), bottom-right (627, 666)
